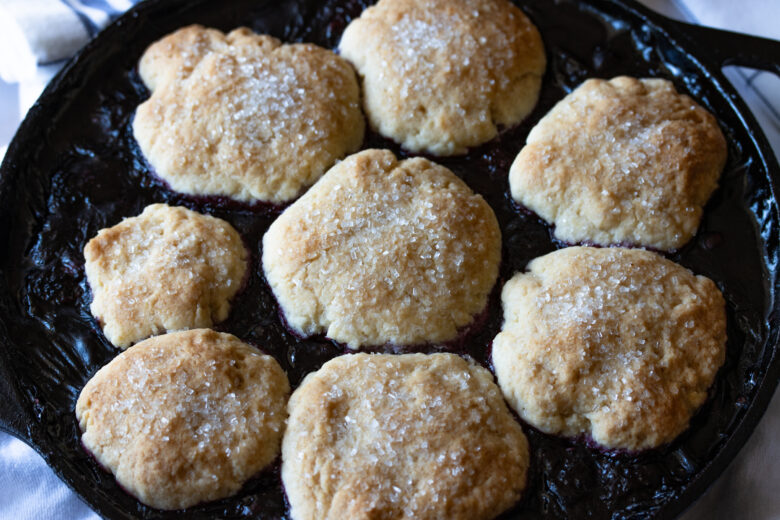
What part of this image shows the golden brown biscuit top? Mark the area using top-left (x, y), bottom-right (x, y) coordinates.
top-left (282, 353), bottom-right (529, 520)
top-left (339, 0), bottom-right (545, 155)
top-left (76, 329), bottom-right (290, 510)
top-left (134, 25), bottom-right (364, 203)
top-left (84, 203), bottom-right (247, 348)
top-left (493, 246), bottom-right (727, 451)
top-left (262, 149), bottom-right (501, 349)
top-left (509, 76), bottom-right (727, 250)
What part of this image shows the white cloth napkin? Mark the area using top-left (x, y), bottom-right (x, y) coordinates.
top-left (0, 436), bottom-right (97, 519)
top-left (0, 1), bottom-right (778, 519)
top-left (0, 0), bottom-right (141, 119)
top-left (0, 0), bottom-right (139, 83)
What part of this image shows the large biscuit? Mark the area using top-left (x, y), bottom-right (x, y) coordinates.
top-left (76, 329), bottom-right (290, 509)
top-left (339, 0), bottom-right (545, 156)
top-left (84, 203), bottom-right (247, 349)
top-left (262, 149), bottom-right (501, 349)
top-left (282, 353), bottom-right (529, 520)
top-left (492, 246), bottom-right (727, 451)
top-left (134, 25), bottom-right (364, 203)
top-left (509, 77), bottom-right (727, 250)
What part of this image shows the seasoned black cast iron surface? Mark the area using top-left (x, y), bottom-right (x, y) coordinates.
top-left (0, 0), bottom-right (778, 518)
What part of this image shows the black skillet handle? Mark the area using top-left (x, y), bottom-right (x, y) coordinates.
top-left (0, 351), bottom-right (32, 442)
top-left (670, 20), bottom-right (780, 75)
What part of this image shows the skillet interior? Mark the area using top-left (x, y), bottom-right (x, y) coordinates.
top-left (0, 0), bottom-right (778, 518)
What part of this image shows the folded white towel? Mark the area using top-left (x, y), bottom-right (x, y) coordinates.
top-left (0, 0), bottom-right (141, 83)
top-left (0, 435), bottom-right (97, 520)
top-left (673, 0), bottom-right (780, 40)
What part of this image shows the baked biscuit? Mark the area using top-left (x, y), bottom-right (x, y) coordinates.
top-left (339, 0), bottom-right (545, 156)
top-left (75, 329), bottom-right (290, 510)
top-left (134, 25), bottom-right (364, 203)
top-left (84, 203), bottom-right (247, 349)
top-left (509, 76), bottom-right (727, 251)
top-left (282, 353), bottom-right (529, 520)
top-left (262, 149), bottom-right (501, 349)
top-left (492, 246), bottom-right (727, 451)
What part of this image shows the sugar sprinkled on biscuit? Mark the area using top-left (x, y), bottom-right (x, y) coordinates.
top-left (76, 329), bottom-right (290, 510)
top-left (262, 149), bottom-right (501, 349)
top-left (282, 352), bottom-right (529, 520)
top-left (509, 76), bottom-right (727, 250)
top-left (339, 0), bottom-right (545, 156)
top-left (134, 25), bottom-right (364, 203)
top-left (84, 203), bottom-right (248, 348)
top-left (492, 246), bottom-right (727, 451)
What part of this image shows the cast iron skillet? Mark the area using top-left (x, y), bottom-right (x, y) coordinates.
top-left (0, 0), bottom-right (779, 518)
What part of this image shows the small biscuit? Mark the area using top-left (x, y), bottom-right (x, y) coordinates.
top-left (339, 0), bottom-right (545, 156)
top-left (282, 353), bottom-right (529, 520)
top-left (76, 329), bottom-right (290, 510)
top-left (509, 76), bottom-right (727, 251)
top-left (492, 246), bottom-right (727, 451)
top-left (262, 149), bottom-right (501, 349)
top-left (134, 25), bottom-right (364, 203)
top-left (84, 203), bottom-right (247, 349)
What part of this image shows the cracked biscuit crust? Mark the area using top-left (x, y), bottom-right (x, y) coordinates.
top-left (84, 204), bottom-right (247, 348)
top-left (509, 77), bottom-right (727, 250)
top-left (492, 247), bottom-right (727, 451)
top-left (134, 25), bottom-right (364, 203)
top-left (282, 353), bottom-right (529, 520)
top-left (262, 149), bottom-right (501, 349)
top-left (339, 0), bottom-right (545, 156)
top-left (76, 329), bottom-right (290, 510)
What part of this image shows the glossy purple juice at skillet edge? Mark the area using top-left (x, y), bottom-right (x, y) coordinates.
top-left (0, 0), bottom-right (776, 518)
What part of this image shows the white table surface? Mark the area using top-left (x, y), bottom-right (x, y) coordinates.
top-left (0, 0), bottom-right (778, 518)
